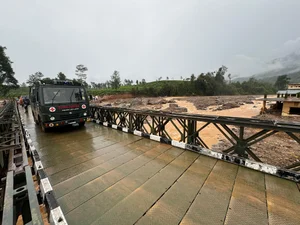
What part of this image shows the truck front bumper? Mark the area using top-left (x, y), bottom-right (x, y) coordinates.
top-left (43, 117), bottom-right (87, 128)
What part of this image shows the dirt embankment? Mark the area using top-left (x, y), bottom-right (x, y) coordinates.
top-left (92, 95), bottom-right (300, 168)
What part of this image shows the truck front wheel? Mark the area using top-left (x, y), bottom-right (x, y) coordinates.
top-left (39, 117), bottom-right (48, 132)
top-left (32, 112), bottom-right (39, 125)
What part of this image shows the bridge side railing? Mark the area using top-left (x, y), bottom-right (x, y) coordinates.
top-left (90, 106), bottom-right (300, 181)
top-left (1, 101), bottom-right (67, 225)
top-left (1, 101), bottom-right (43, 224)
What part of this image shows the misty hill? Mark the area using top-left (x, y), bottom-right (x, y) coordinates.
top-left (233, 51), bottom-right (300, 84)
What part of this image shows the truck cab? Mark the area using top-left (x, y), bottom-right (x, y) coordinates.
top-left (29, 81), bottom-right (89, 132)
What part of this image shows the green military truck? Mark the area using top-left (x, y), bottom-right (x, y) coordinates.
top-left (29, 80), bottom-right (89, 132)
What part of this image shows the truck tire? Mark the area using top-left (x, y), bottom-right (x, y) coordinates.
top-left (39, 117), bottom-right (48, 132)
top-left (32, 112), bottom-right (39, 125)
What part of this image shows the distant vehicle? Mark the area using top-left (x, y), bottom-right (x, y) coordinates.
top-left (29, 80), bottom-right (89, 132)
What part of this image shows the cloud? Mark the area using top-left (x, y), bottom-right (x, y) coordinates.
top-left (272, 37), bottom-right (300, 57)
top-left (228, 36), bottom-right (300, 77)
top-left (226, 54), bottom-right (264, 76)
top-left (2, 0), bottom-right (300, 83)
top-left (283, 37), bottom-right (300, 48)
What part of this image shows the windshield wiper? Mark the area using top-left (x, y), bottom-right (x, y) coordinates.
top-left (51, 90), bottom-right (60, 105)
top-left (69, 89), bottom-right (75, 103)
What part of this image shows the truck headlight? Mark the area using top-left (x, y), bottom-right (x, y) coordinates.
top-left (50, 117), bottom-right (55, 121)
top-left (83, 112), bottom-right (87, 116)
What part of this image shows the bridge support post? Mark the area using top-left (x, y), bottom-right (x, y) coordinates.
top-left (129, 114), bottom-right (133, 131)
top-left (234, 126), bottom-right (248, 158)
top-left (187, 120), bottom-right (197, 145)
top-left (158, 117), bottom-right (165, 137)
top-left (135, 115), bottom-right (143, 131)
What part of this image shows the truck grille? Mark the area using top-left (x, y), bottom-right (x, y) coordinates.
top-left (60, 113), bottom-right (80, 120)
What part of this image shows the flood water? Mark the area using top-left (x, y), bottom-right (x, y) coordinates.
top-left (162, 99), bottom-right (262, 148)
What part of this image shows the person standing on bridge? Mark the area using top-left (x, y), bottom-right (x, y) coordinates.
top-left (19, 96), bottom-right (24, 107)
top-left (23, 97), bottom-right (30, 113)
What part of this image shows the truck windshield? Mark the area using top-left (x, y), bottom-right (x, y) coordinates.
top-left (43, 87), bottom-right (86, 104)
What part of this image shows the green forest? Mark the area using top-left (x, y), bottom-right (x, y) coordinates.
top-left (5, 72), bottom-right (278, 98)
top-left (0, 46), bottom-right (291, 98)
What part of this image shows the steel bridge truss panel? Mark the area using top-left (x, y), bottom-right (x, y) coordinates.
top-left (1, 101), bottom-right (68, 225)
top-left (90, 106), bottom-right (300, 173)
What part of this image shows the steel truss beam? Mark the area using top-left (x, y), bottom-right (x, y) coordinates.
top-left (1, 101), bottom-right (44, 225)
top-left (90, 106), bottom-right (300, 171)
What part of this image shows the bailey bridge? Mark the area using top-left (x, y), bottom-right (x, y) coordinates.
top-left (1, 102), bottom-right (300, 224)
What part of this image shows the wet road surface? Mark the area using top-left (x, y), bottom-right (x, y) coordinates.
top-left (21, 107), bottom-right (300, 225)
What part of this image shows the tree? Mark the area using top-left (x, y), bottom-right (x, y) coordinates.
top-left (110, 70), bottom-right (121, 89)
top-left (27, 72), bottom-right (44, 86)
top-left (57, 72), bottom-right (67, 80)
top-left (0, 46), bottom-right (18, 96)
top-left (41, 77), bottom-right (54, 84)
top-left (21, 82), bottom-right (27, 87)
top-left (190, 74), bottom-right (195, 82)
top-left (75, 64), bottom-right (88, 83)
top-left (228, 73), bottom-right (232, 84)
top-left (136, 80), bottom-right (139, 85)
top-left (105, 80), bottom-right (111, 88)
top-left (90, 82), bottom-right (96, 88)
top-left (215, 65), bottom-right (227, 83)
top-left (195, 73), bottom-right (217, 95)
top-left (274, 75), bottom-right (290, 90)
top-left (141, 79), bottom-right (146, 84)
top-left (124, 79), bottom-right (133, 86)
top-left (72, 79), bottom-right (82, 86)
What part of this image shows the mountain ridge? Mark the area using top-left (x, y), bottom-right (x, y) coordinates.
top-left (233, 51), bottom-right (300, 83)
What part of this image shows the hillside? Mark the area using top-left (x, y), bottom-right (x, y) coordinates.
top-left (234, 70), bottom-right (300, 84)
top-left (89, 80), bottom-right (190, 96)
top-left (6, 87), bottom-right (29, 97)
top-left (3, 77), bottom-right (276, 98)
top-left (233, 51), bottom-right (300, 84)
top-left (4, 81), bottom-right (190, 97)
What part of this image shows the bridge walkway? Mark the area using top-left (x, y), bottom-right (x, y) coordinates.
top-left (21, 109), bottom-right (300, 225)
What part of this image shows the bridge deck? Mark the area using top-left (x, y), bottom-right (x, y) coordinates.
top-left (22, 111), bottom-right (300, 225)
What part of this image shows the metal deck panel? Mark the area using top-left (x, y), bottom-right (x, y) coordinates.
top-left (265, 174), bottom-right (300, 225)
top-left (52, 142), bottom-right (168, 195)
top-left (90, 151), bottom-right (199, 225)
top-left (136, 155), bottom-right (217, 225)
top-left (224, 167), bottom-right (268, 225)
top-left (20, 109), bottom-right (300, 225)
top-left (65, 147), bottom-right (182, 225)
top-left (180, 161), bottom-right (238, 225)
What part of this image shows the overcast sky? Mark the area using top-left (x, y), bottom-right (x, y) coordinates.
top-left (1, 0), bottom-right (300, 84)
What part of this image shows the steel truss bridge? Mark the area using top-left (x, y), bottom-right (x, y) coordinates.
top-left (0, 102), bottom-right (65, 225)
top-left (0, 103), bottom-right (299, 224)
